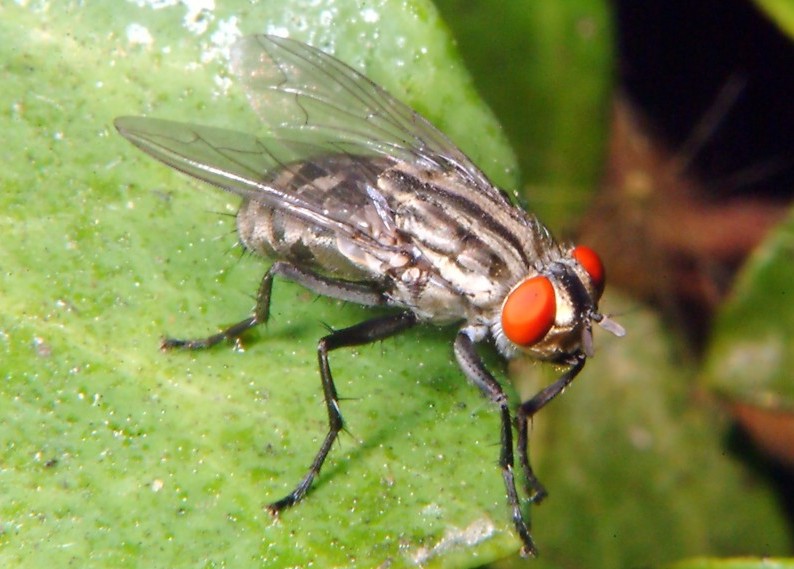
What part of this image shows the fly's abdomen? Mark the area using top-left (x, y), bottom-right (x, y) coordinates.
top-left (235, 154), bottom-right (402, 282)
top-left (235, 198), bottom-right (376, 281)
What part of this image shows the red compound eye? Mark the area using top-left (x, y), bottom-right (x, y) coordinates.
top-left (501, 276), bottom-right (556, 347)
top-left (572, 245), bottom-right (605, 296)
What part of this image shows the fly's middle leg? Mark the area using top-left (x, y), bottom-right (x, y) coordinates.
top-left (267, 311), bottom-right (418, 514)
top-left (161, 261), bottom-right (388, 350)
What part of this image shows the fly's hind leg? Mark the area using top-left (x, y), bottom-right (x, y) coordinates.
top-left (161, 261), bottom-right (388, 350)
top-left (267, 311), bottom-right (418, 514)
top-left (161, 261), bottom-right (410, 512)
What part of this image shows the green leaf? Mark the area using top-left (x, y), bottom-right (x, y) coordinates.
top-left (752, 0), bottom-right (794, 38)
top-left (703, 205), bottom-right (794, 407)
top-left (0, 1), bottom-right (520, 568)
top-left (699, 206), bottom-right (794, 469)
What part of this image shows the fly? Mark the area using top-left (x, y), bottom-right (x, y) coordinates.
top-left (114, 34), bottom-right (625, 557)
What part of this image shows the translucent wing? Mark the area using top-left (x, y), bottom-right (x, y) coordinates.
top-left (113, 116), bottom-right (396, 247)
top-left (114, 34), bottom-right (512, 247)
top-left (230, 35), bottom-right (503, 198)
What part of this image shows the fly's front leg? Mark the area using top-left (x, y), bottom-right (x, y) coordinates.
top-left (161, 261), bottom-right (387, 350)
top-left (454, 329), bottom-right (537, 558)
top-left (267, 311), bottom-right (418, 514)
top-left (515, 354), bottom-right (586, 503)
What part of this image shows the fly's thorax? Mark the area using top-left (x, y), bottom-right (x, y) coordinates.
top-left (492, 246), bottom-right (607, 361)
top-left (376, 164), bottom-right (560, 320)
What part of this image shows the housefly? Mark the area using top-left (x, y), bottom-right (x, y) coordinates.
top-left (115, 34), bottom-right (624, 557)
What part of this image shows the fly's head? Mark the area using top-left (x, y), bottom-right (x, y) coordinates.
top-left (493, 246), bottom-right (625, 362)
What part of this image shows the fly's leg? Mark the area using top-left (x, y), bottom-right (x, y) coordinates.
top-left (515, 355), bottom-right (586, 504)
top-left (161, 261), bottom-right (387, 350)
top-left (267, 311), bottom-right (418, 514)
top-left (454, 329), bottom-right (537, 558)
